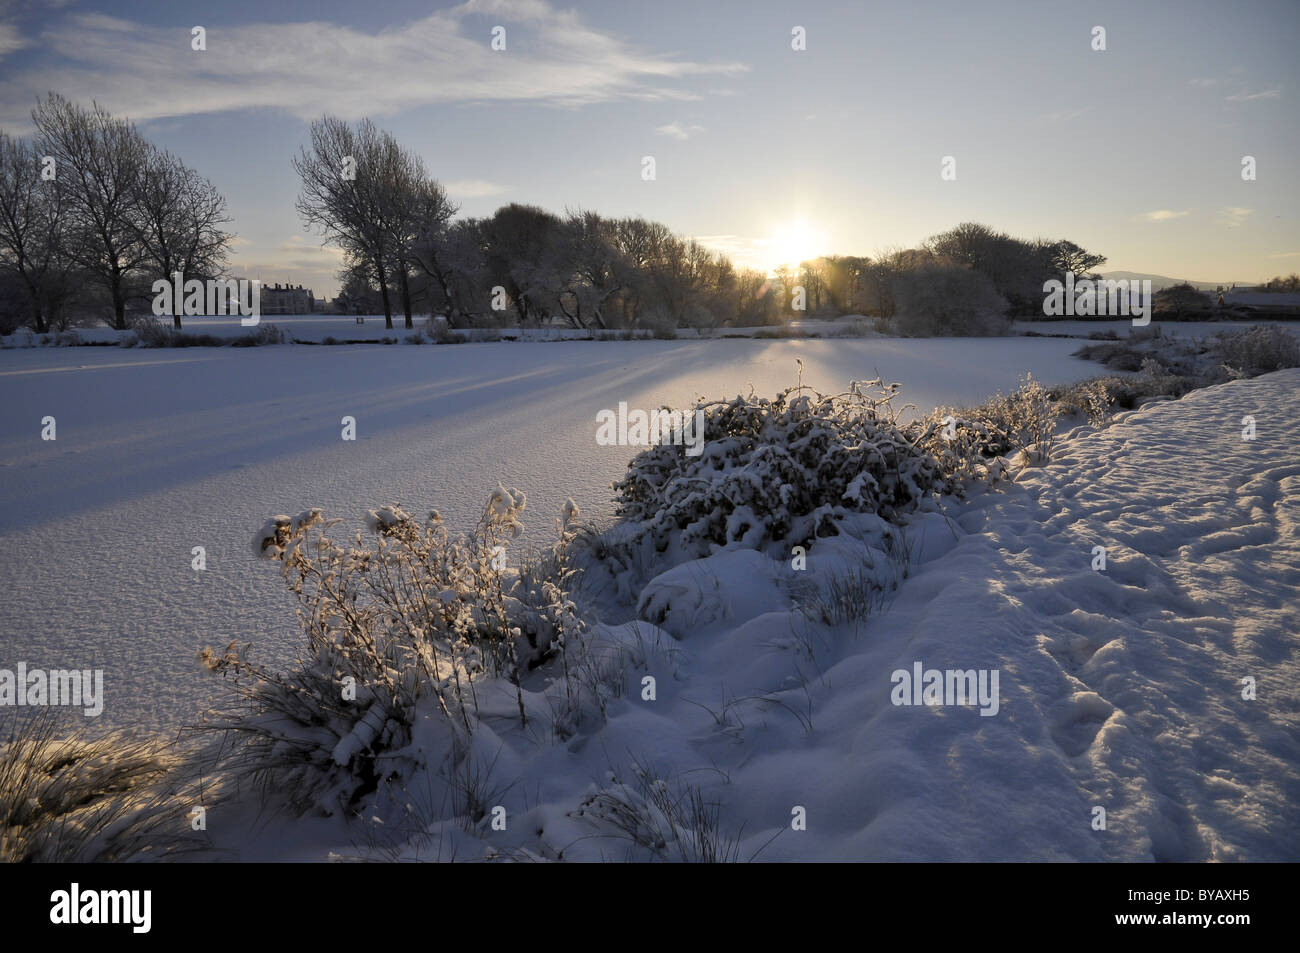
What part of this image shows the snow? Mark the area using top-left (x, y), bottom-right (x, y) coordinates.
top-left (0, 336), bottom-right (1107, 730)
top-left (387, 368), bottom-right (1293, 862)
top-left (1, 337), bottom-right (1295, 860)
top-left (1015, 318), bottom-right (1298, 339)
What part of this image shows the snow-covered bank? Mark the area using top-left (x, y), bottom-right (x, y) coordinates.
top-left (208, 368), bottom-right (1300, 862)
top-left (789, 369), bottom-right (1300, 860)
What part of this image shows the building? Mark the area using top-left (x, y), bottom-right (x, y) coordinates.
top-left (260, 283), bottom-right (315, 315)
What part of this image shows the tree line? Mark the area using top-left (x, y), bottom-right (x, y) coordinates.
top-left (300, 115), bottom-right (1110, 335)
top-left (0, 94), bottom-right (232, 333)
top-left (2, 97), bottom-right (1116, 336)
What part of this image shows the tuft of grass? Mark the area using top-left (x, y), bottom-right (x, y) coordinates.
top-left (0, 712), bottom-right (194, 862)
top-left (570, 759), bottom-right (771, 863)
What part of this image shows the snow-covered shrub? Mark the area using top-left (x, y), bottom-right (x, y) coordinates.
top-left (1213, 324), bottom-right (1300, 376)
top-left (1137, 356), bottom-right (1198, 398)
top-left (917, 374), bottom-right (1061, 479)
top-left (570, 760), bottom-right (751, 862)
top-left (133, 316), bottom-right (227, 347)
top-left (433, 322), bottom-right (467, 344)
top-left (46, 329), bottom-right (83, 346)
top-left (202, 490), bottom-right (584, 815)
top-left (890, 261), bottom-right (1010, 337)
top-left (1050, 378), bottom-right (1113, 426)
top-left (611, 378), bottom-right (991, 565)
top-left (231, 323), bottom-right (285, 346)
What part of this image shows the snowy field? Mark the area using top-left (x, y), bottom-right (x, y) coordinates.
top-left (1, 336), bottom-right (1107, 730)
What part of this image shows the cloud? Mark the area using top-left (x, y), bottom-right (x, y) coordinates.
top-left (1268, 251), bottom-right (1300, 259)
top-left (0, 1), bottom-right (746, 129)
top-left (228, 236), bottom-right (345, 288)
top-left (274, 236), bottom-right (344, 259)
top-left (1225, 88), bottom-right (1281, 102)
top-left (655, 122), bottom-right (705, 140)
top-left (0, 22), bottom-right (24, 58)
top-left (1188, 78), bottom-right (1216, 88)
top-left (1138, 210), bottom-right (1190, 223)
top-left (692, 234), bottom-right (771, 272)
top-left (1217, 207), bottom-right (1253, 227)
top-left (443, 179), bottom-right (506, 198)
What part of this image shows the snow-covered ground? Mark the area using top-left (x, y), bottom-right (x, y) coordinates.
top-left (0, 336), bottom-right (1108, 730)
top-left (2, 337), bottom-right (1296, 861)
top-left (216, 367), bottom-right (1299, 861)
top-left (1014, 318), bottom-right (1297, 338)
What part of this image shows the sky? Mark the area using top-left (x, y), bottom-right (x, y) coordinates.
top-left (0, 0), bottom-right (1296, 297)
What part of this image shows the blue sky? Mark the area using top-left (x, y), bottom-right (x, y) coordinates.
top-left (1, 0), bottom-right (1296, 296)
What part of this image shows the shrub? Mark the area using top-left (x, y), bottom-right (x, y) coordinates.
top-left (231, 323), bottom-right (285, 347)
top-left (433, 323), bottom-right (468, 344)
top-left (133, 316), bottom-right (227, 347)
top-left (201, 491), bottom-right (583, 815)
top-left (1050, 378), bottom-right (1113, 426)
top-left (611, 378), bottom-right (995, 563)
top-left (1212, 324), bottom-right (1300, 376)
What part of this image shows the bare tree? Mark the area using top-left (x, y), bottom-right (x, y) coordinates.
top-left (32, 94), bottom-right (150, 330)
top-left (132, 147), bottom-right (232, 328)
top-left (0, 131), bottom-right (69, 333)
top-left (413, 217), bottom-right (483, 328)
top-left (395, 174), bottom-right (458, 327)
top-left (294, 116), bottom-right (402, 328)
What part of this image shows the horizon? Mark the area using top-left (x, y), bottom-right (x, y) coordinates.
top-left (1, 0), bottom-right (1296, 296)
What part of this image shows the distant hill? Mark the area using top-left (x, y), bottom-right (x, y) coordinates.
top-left (1100, 271), bottom-right (1238, 292)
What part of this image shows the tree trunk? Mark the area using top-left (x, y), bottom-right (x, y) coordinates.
top-left (376, 258), bottom-right (393, 329)
top-left (400, 268), bottom-right (413, 329)
top-left (112, 283), bottom-right (127, 330)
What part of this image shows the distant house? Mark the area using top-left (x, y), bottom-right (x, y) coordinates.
top-left (260, 283), bottom-right (315, 314)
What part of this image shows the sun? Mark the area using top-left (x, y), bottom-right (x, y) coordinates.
top-left (761, 219), bottom-right (826, 274)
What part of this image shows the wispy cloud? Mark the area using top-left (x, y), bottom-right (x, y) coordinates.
top-left (1267, 251), bottom-right (1300, 259)
top-left (692, 233), bottom-right (763, 269)
top-left (0, 1), bottom-right (746, 129)
top-left (655, 122), bottom-right (705, 140)
top-left (1225, 88), bottom-right (1281, 102)
top-left (1138, 209), bottom-right (1191, 223)
top-left (1217, 207), bottom-right (1253, 227)
top-left (229, 235), bottom-right (344, 283)
top-left (1188, 78), bottom-right (1216, 88)
top-left (0, 21), bottom-right (25, 59)
top-left (444, 179), bottom-right (507, 198)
